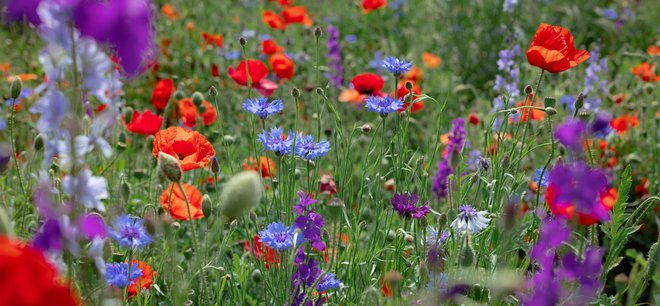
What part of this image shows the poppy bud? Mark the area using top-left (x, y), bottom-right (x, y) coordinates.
top-left (120, 180), bottom-right (131, 204)
top-left (361, 124), bottom-right (373, 134)
top-left (644, 242), bottom-right (658, 280)
top-left (291, 87), bottom-right (301, 98)
top-left (448, 147), bottom-right (462, 169)
top-left (358, 220), bottom-right (367, 229)
top-left (123, 107), bottom-right (134, 123)
top-left (198, 104), bottom-right (207, 114)
top-left (386, 230), bottom-right (396, 242)
top-left (404, 234), bottom-right (414, 244)
top-left (0, 205), bottom-right (14, 236)
top-left (573, 93), bottom-right (585, 111)
top-left (171, 222), bottom-right (181, 230)
top-left (239, 37), bottom-right (247, 46)
top-left (545, 107), bottom-right (557, 116)
top-left (223, 135), bottom-right (236, 145)
top-left (174, 90), bottom-right (185, 101)
top-left (324, 128), bottom-right (332, 137)
top-left (117, 132), bottom-right (127, 151)
top-left (524, 85), bottom-right (533, 95)
top-left (614, 273), bottom-right (628, 293)
top-left (314, 26), bottom-right (323, 39)
top-left (211, 156), bottom-right (220, 174)
top-left (460, 236), bottom-right (475, 267)
top-left (315, 87), bottom-right (324, 96)
top-left (10, 77), bottom-right (22, 100)
top-left (249, 211), bottom-right (257, 222)
top-left (399, 110), bottom-right (408, 118)
top-left (405, 81), bottom-right (413, 90)
top-left (219, 171), bottom-right (263, 221)
top-left (251, 269), bottom-right (263, 283)
top-left (192, 92), bottom-right (204, 107)
top-left (201, 194), bottom-right (212, 215)
top-left (157, 152), bottom-right (183, 182)
top-left (34, 134), bottom-right (44, 151)
top-left (209, 86), bottom-right (218, 97)
top-left (418, 216), bottom-right (428, 228)
top-left (501, 155), bottom-right (510, 170)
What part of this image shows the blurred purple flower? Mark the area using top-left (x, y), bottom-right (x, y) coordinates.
top-left (554, 120), bottom-right (586, 151)
top-left (3, 0), bottom-right (43, 24)
top-left (79, 213), bottom-right (107, 240)
top-left (62, 168), bottom-right (108, 211)
top-left (326, 25), bottom-right (344, 87)
top-left (391, 192), bottom-right (430, 219)
top-left (547, 162), bottom-right (609, 222)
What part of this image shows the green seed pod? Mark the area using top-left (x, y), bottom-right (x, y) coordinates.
top-left (385, 230), bottom-right (396, 242)
top-left (326, 198), bottom-right (345, 223)
top-left (198, 104), bottom-right (207, 114)
top-left (314, 26), bottom-right (323, 39)
top-left (209, 86), bottom-right (218, 97)
top-left (543, 96), bottom-right (556, 108)
top-left (524, 85), bottom-right (533, 95)
top-left (192, 92), bottom-right (204, 107)
top-left (545, 107), bottom-right (557, 116)
top-left (239, 37), bottom-right (247, 46)
top-left (291, 87), bottom-right (301, 98)
top-left (644, 83), bottom-right (654, 95)
top-left (10, 77), bottom-right (22, 100)
top-left (157, 152), bottom-right (183, 182)
top-left (219, 171), bottom-right (263, 221)
top-left (0, 205), bottom-right (14, 236)
top-left (34, 134), bottom-right (44, 151)
top-left (249, 210), bottom-right (257, 222)
top-left (202, 194), bottom-right (212, 215)
top-left (174, 90), bottom-right (185, 101)
top-left (123, 107), bottom-right (134, 123)
top-left (251, 269), bottom-right (263, 283)
top-left (460, 237), bottom-right (475, 267)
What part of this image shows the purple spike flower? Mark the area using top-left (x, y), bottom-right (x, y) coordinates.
top-left (432, 118), bottom-right (466, 199)
top-left (547, 162), bottom-right (609, 222)
top-left (326, 26), bottom-right (344, 87)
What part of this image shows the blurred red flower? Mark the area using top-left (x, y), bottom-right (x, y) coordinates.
top-left (243, 156), bottom-right (276, 178)
top-left (351, 73), bottom-right (384, 95)
top-left (127, 260), bottom-right (156, 299)
top-left (152, 78), bottom-right (173, 110)
top-left (631, 62), bottom-right (659, 82)
top-left (282, 6), bottom-right (313, 26)
top-left (362, 0), bottom-right (387, 14)
top-left (201, 32), bottom-right (223, 50)
top-left (245, 235), bottom-right (280, 269)
top-left (268, 53), bottom-right (295, 79)
top-left (262, 39), bottom-right (283, 55)
top-left (262, 10), bottom-right (286, 29)
top-left (125, 109), bottom-right (163, 135)
top-left (526, 23), bottom-right (590, 73)
top-left (610, 115), bottom-right (639, 134)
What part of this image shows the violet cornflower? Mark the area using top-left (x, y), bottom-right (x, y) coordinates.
top-left (391, 192), bottom-right (430, 219)
top-left (258, 127), bottom-right (293, 156)
top-left (365, 95), bottom-right (403, 117)
top-left (326, 26), bottom-right (344, 87)
top-left (554, 120), bottom-right (586, 151)
top-left (294, 134), bottom-right (330, 160)
top-left (294, 191), bottom-right (317, 215)
top-left (294, 210), bottom-right (326, 251)
top-left (259, 222), bottom-right (298, 251)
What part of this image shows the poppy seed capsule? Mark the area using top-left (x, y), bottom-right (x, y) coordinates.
top-left (545, 107), bottom-right (557, 116)
top-left (291, 87), bottom-right (301, 98)
top-left (524, 85), bottom-right (533, 95)
top-left (34, 134), bottom-right (44, 151)
top-left (209, 86), bottom-right (218, 97)
top-left (239, 37), bottom-right (247, 46)
top-left (219, 171), bottom-right (263, 221)
top-left (10, 77), bottom-right (22, 99)
top-left (157, 152), bottom-right (183, 182)
top-left (192, 92), bottom-right (204, 107)
top-left (543, 96), bottom-right (556, 108)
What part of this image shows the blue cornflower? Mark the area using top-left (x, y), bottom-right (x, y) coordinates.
top-left (602, 8), bottom-right (618, 20)
top-left (105, 262), bottom-right (142, 288)
top-left (345, 34), bottom-right (357, 44)
top-left (259, 222), bottom-right (298, 251)
top-left (316, 273), bottom-right (342, 291)
top-left (534, 167), bottom-right (550, 188)
top-left (559, 95), bottom-right (576, 112)
top-left (365, 95), bottom-right (403, 117)
top-left (108, 214), bottom-right (151, 249)
top-left (224, 50), bottom-right (241, 60)
top-left (258, 127), bottom-right (293, 156)
top-left (425, 226), bottom-right (449, 247)
top-left (243, 97), bottom-right (284, 119)
top-left (450, 205), bottom-right (490, 234)
top-left (382, 56), bottom-right (413, 76)
top-left (294, 134), bottom-right (330, 160)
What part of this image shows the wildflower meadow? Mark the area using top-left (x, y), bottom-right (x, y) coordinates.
top-left (1, 0), bottom-right (660, 305)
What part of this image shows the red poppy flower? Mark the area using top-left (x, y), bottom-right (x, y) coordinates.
top-left (282, 6), bottom-right (313, 26)
top-left (546, 187), bottom-right (618, 226)
top-left (351, 73), bottom-right (384, 95)
top-left (152, 126), bottom-right (215, 171)
top-left (127, 260), bottom-right (156, 299)
top-left (648, 45), bottom-right (660, 56)
top-left (124, 109), bottom-right (163, 135)
top-left (179, 98), bottom-right (218, 127)
top-left (242, 156), bottom-right (276, 178)
top-left (526, 23), bottom-right (590, 73)
top-left (211, 64), bottom-right (219, 77)
top-left (635, 178), bottom-right (649, 199)
top-left (0, 236), bottom-right (79, 306)
top-left (514, 99), bottom-right (545, 122)
top-left (262, 10), bottom-right (286, 30)
top-left (201, 32), bottom-right (223, 50)
top-left (396, 80), bottom-right (424, 113)
top-left (362, 0), bottom-right (387, 14)
top-left (320, 174), bottom-right (337, 195)
top-left (268, 53), bottom-right (295, 80)
top-left (610, 115), bottom-right (639, 134)
top-left (152, 78), bottom-right (173, 110)
top-left (631, 62), bottom-right (660, 82)
top-left (245, 235), bottom-right (280, 269)
top-left (227, 59), bottom-right (278, 96)
top-left (262, 39), bottom-right (283, 55)
top-left (161, 4), bottom-right (179, 21)
top-left (468, 112), bottom-right (480, 125)
top-left (160, 183), bottom-right (204, 221)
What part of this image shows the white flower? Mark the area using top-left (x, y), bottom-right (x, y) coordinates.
top-left (451, 205), bottom-right (490, 234)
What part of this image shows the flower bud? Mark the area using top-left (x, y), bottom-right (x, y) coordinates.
top-left (460, 237), bottom-right (475, 267)
top-left (644, 83), bottom-right (654, 95)
top-left (448, 146), bottom-right (462, 169)
top-left (249, 211), bottom-right (257, 222)
top-left (614, 273), bottom-right (628, 293)
top-left (524, 85), bottom-right (533, 95)
top-left (501, 155), bottom-right (510, 170)
top-left (543, 96), bottom-right (556, 108)
top-left (315, 87), bottom-right (324, 96)
top-left (192, 92), bottom-right (204, 107)
top-left (644, 241), bottom-right (658, 280)
top-left (198, 104), bottom-right (207, 114)
top-left (404, 234), bottom-right (414, 244)
top-left (327, 198), bottom-right (345, 223)
top-left (545, 107), bottom-right (557, 116)
top-left (157, 152), bottom-right (183, 182)
top-left (361, 124), bottom-right (373, 134)
top-left (384, 270), bottom-right (403, 296)
top-left (386, 230), bottom-right (396, 242)
top-left (34, 134), bottom-right (44, 151)
top-left (202, 194), bottom-right (212, 215)
top-left (174, 90), bottom-right (185, 101)
top-left (209, 86), bottom-right (218, 97)
top-left (239, 37), bottom-right (247, 46)
top-left (10, 77), bottom-right (22, 100)
top-left (219, 171), bottom-right (263, 221)
top-left (211, 156), bottom-right (220, 174)
top-left (573, 93), bottom-right (585, 111)
top-left (251, 269), bottom-right (263, 283)
top-left (314, 26), bottom-right (323, 39)
top-left (578, 110), bottom-right (591, 121)
top-left (171, 222), bottom-right (181, 230)
top-left (123, 107), bottom-right (134, 123)
top-left (291, 87), bottom-right (301, 98)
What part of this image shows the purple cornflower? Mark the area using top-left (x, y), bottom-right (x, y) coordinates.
top-left (425, 227), bottom-right (449, 247)
top-left (258, 127), bottom-right (293, 156)
top-left (62, 168), bottom-right (108, 211)
top-left (32, 219), bottom-right (64, 252)
top-left (326, 26), bottom-right (344, 87)
top-left (446, 118), bottom-right (467, 156)
top-left (294, 191), bottom-right (317, 215)
top-left (105, 262), bottom-right (142, 288)
top-left (295, 211), bottom-right (326, 251)
top-left (259, 222), bottom-right (298, 251)
top-left (382, 56), bottom-right (413, 76)
top-left (451, 205), bottom-right (490, 234)
top-left (547, 162), bottom-right (609, 222)
top-left (554, 120), bottom-right (586, 151)
top-left (365, 95), bottom-right (403, 117)
top-left (294, 134), bottom-right (330, 160)
top-left (464, 150), bottom-right (483, 173)
top-left (533, 167), bottom-right (549, 188)
top-left (317, 273), bottom-right (342, 291)
top-left (432, 118), bottom-right (466, 199)
top-left (243, 96), bottom-right (283, 119)
top-left (391, 192), bottom-right (430, 219)
top-left (108, 214), bottom-right (152, 249)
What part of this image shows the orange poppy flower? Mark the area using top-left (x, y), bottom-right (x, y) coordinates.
top-left (186, 22), bottom-right (195, 32)
top-left (0, 236), bottom-right (79, 306)
top-left (6, 74), bottom-right (38, 82)
top-left (268, 53), bottom-right (295, 79)
top-left (422, 52), bottom-right (441, 69)
top-left (262, 39), bottom-right (283, 55)
top-left (201, 32), bottom-right (223, 50)
top-left (262, 10), bottom-right (286, 30)
top-left (526, 23), bottom-right (590, 73)
top-left (514, 99), bottom-right (545, 122)
top-left (631, 62), bottom-right (660, 82)
top-left (160, 183), bottom-right (204, 221)
top-left (127, 260), bottom-right (156, 299)
top-left (338, 89), bottom-right (364, 104)
top-left (403, 66), bottom-right (423, 82)
top-left (610, 115), bottom-right (639, 134)
top-left (362, 0), bottom-right (387, 14)
top-left (0, 63), bottom-right (9, 74)
top-left (243, 156), bottom-right (276, 178)
top-left (161, 4), bottom-right (179, 21)
top-left (647, 45), bottom-right (660, 56)
top-left (152, 126), bottom-right (215, 171)
top-left (178, 98), bottom-right (218, 127)
top-left (282, 6), bottom-right (313, 26)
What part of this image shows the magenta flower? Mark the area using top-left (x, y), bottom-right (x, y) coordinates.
top-left (391, 192), bottom-right (430, 219)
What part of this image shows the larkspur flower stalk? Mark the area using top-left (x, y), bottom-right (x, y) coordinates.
top-left (326, 26), bottom-right (344, 87)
